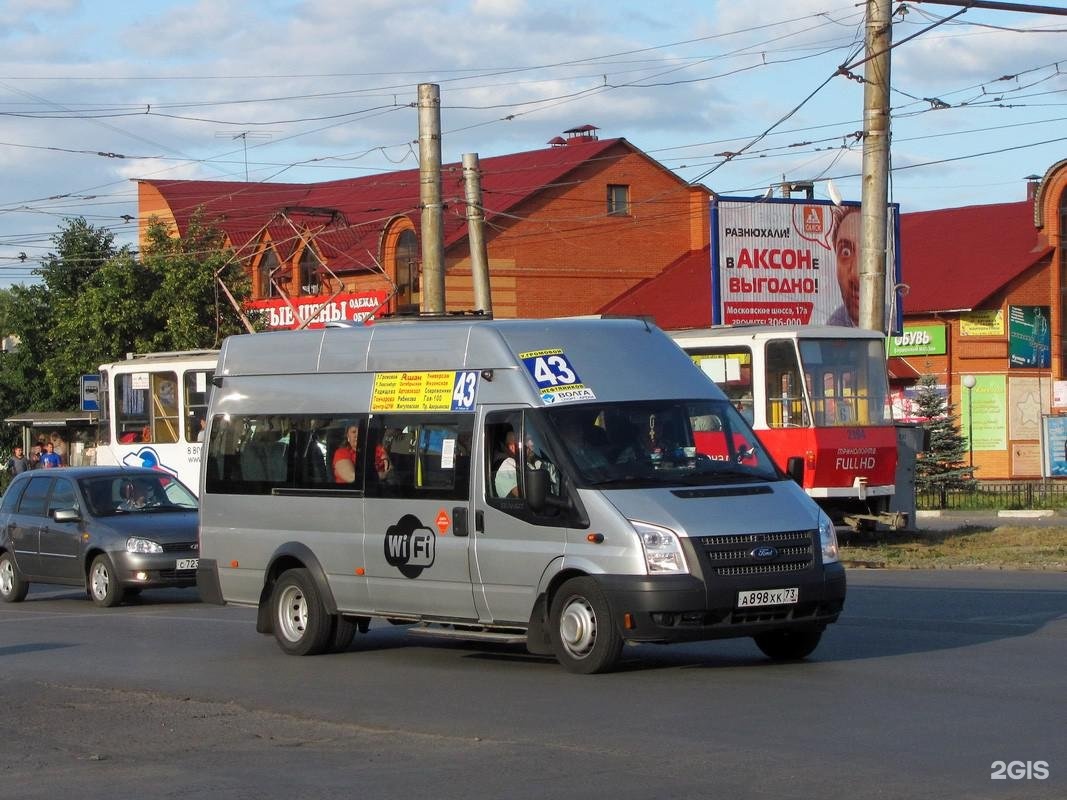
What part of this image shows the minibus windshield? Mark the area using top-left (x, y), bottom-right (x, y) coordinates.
top-left (544, 399), bottom-right (780, 488)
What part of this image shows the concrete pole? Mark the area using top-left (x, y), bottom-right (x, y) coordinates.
top-left (418, 83), bottom-right (445, 314)
top-left (859, 0), bottom-right (892, 333)
top-left (462, 153), bottom-right (493, 315)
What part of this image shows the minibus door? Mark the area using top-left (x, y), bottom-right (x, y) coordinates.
top-left (472, 410), bottom-right (568, 625)
top-left (362, 415), bottom-right (479, 621)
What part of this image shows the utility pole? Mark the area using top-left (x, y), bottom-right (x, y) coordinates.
top-left (462, 153), bottom-right (493, 315)
top-left (859, 0), bottom-right (892, 334)
top-left (418, 83), bottom-right (445, 314)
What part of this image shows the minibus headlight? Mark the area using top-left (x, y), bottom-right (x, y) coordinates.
top-left (818, 511), bottom-right (839, 564)
top-left (126, 536), bottom-right (163, 554)
top-left (632, 521), bottom-right (689, 575)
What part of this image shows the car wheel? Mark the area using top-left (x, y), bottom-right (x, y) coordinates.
top-left (329, 615), bottom-right (358, 653)
top-left (88, 554), bottom-right (126, 608)
top-left (753, 629), bottom-right (823, 661)
top-left (0, 552), bottom-right (29, 603)
top-left (549, 577), bottom-right (622, 674)
top-left (271, 568), bottom-right (332, 656)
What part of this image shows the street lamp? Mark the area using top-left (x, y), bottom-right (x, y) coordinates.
top-left (961, 374), bottom-right (976, 469)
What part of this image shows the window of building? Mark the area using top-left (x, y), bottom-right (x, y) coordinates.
top-left (394, 229), bottom-right (418, 312)
top-left (258, 246), bottom-right (282, 299)
top-left (607, 184), bottom-right (630, 216)
top-left (297, 246), bottom-right (321, 296)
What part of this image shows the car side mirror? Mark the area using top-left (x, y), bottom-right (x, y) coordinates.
top-left (53, 508), bottom-right (81, 523)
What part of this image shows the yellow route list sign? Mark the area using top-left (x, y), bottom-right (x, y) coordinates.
top-left (371, 371), bottom-right (459, 412)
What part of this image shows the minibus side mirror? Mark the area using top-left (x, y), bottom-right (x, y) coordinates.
top-left (786, 456), bottom-right (804, 485)
top-left (525, 466), bottom-right (570, 514)
top-left (526, 466), bottom-right (548, 513)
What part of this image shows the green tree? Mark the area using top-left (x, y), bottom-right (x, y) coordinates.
top-left (0, 213), bottom-right (255, 422)
top-left (138, 212), bottom-right (254, 351)
top-left (914, 372), bottom-right (977, 494)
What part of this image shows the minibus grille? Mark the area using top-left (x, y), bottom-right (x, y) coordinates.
top-left (697, 530), bottom-right (815, 576)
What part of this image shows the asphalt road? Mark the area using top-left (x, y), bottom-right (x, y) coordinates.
top-left (1, 569), bottom-right (1065, 800)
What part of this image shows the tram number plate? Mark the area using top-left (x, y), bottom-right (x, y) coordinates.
top-left (176, 559), bottom-right (199, 571)
top-left (737, 587), bottom-right (798, 608)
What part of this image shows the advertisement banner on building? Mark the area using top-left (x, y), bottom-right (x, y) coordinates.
top-left (1008, 305), bottom-right (1051, 368)
top-left (246, 291), bottom-right (388, 330)
top-left (960, 375), bottom-right (1007, 451)
top-left (887, 325), bottom-right (946, 357)
top-left (959, 309), bottom-right (1004, 336)
top-left (1043, 415), bottom-right (1067, 477)
top-left (711, 198), bottom-right (901, 328)
top-left (891, 383), bottom-right (945, 422)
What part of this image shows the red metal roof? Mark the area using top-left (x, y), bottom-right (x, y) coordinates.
top-left (598, 245), bottom-right (712, 329)
top-left (140, 138), bottom-right (627, 274)
top-left (900, 200), bottom-right (1051, 313)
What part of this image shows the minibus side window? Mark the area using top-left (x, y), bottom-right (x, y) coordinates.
top-left (364, 414), bottom-right (472, 502)
top-left (484, 411), bottom-right (565, 521)
top-left (205, 413), bottom-right (370, 495)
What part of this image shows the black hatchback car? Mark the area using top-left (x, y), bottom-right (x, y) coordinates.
top-left (0, 467), bottom-right (199, 607)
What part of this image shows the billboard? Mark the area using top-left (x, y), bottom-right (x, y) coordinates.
top-left (711, 198), bottom-right (901, 329)
top-left (1008, 305), bottom-right (1051, 368)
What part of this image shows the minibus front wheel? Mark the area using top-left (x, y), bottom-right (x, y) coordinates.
top-left (549, 577), bottom-right (623, 674)
top-left (272, 568), bottom-right (333, 656)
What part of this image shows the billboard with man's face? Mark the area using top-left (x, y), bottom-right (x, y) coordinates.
top-left (711, 198), bottom-right (901, 329)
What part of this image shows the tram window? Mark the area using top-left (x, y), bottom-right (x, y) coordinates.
top-left (765, 341), bottom-right (809, 428)
top-left (689, 347), bottom-right (754, 422)
top-left (184, 369), bottom-right (214, 442)
top-left (115, 371), bottom-right (180, 444)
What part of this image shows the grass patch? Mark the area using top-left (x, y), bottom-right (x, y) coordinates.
top-left (839, 525), bottom-right (1067, 571)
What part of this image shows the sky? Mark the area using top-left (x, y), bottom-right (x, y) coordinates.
top-left (1, 0), bottom-right (1067, 287)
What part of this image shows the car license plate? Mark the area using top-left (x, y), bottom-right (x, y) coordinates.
top-left (176, 558), bottom-right (199, 571)
top-left (737, 587), bottom-right (798, 608)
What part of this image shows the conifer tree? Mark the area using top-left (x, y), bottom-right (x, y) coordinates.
top-left (913, 372), bottom-right (977, 493)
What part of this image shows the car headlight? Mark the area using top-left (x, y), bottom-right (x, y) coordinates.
top-left (632, 520), bottom-right (689, 575)
top-left (818, 511), bottom-right (839, 564)
top-left (126, 536), bottom-right (163, 554)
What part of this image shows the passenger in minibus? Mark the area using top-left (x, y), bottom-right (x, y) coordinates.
top-left (333, 423), bottom-right (360, 484)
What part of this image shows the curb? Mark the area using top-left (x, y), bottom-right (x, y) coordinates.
top-left (997, 509), bottom-right (1055, 518)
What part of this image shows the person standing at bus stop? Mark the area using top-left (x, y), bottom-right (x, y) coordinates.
top-left (6, 445), bottom-right (30, 476)
top-left (39, 441), bottom-right (61, 468)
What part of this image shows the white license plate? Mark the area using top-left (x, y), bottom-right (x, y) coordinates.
top-left (737, 587), bottom-right (798, 608)
top-left (176, 558), bottom-right (199, 571)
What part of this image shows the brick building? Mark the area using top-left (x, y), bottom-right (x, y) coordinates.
top-left (137, 127), bottom-right (708, 324)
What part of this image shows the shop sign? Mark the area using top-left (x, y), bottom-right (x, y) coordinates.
top-left (959, 309), bottom-right (1004, 336)
top-left (887, 325), bottom-right (945, 356)
top-left (246, 290), bottom-right (388, 330)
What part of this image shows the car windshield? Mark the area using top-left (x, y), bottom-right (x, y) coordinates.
top-left (544, 399), bottom-right (780, 488)
top-left (80, 474), bottom-right (198, 517)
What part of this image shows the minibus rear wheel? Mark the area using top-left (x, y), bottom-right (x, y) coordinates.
top-left (549, 577), bottom-right (622, 674)
top-left (753, 629), bottom-right (822, 661)
top-left (272, 568), bottom-right (333, 656)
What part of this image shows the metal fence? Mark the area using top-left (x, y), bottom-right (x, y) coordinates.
top-left (917, 480), bottom-right (1067, 510)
